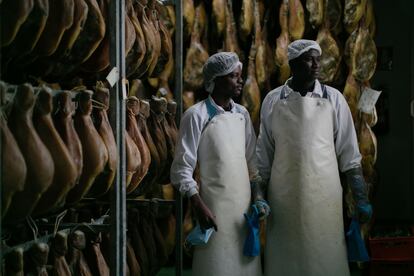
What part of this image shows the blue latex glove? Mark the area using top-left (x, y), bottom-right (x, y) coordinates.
top-left (184, 224), bottom-right (215, 249)
top-left (356, 202), bottom-right (373, 224)
top-left (252, 199), bottom-right (270, 220)
top-left (243, 205), bottom-right (260, 256)
top-left (346, 168), bottom-right (373, 223)
top-left (346, 218), bottom-right (370, 262)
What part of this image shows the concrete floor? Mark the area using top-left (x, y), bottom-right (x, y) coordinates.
top-left (157, 265), bottom-right (364, 276)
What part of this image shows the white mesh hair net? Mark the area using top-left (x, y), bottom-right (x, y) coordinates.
top-left (287, 39), bottom-right (322, 61)
top-left (202, 52), bottom-right (242, 93)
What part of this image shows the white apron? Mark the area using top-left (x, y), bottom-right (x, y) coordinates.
top-left (192, 112), bottom-right (262, 276)
top-left (264, 88), bottom-right (350, 276)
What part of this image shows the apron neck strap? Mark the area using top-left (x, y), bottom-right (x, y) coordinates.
top-left (281, 83), bottom-right (328, 99)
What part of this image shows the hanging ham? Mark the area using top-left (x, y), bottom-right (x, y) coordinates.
top-left (239, 0), bottom-right (254, 41)
top-left (84, 232), bottom-right (110, 276)
top-left (5, 84), bottom-right (54, 222)
top-left (142, 0), bottom-right (162, 78)
top-left (66, 90), bottom-right (108, 204)
top-left (166, 101), bottom-right (178, 145)
top-left (0, 82), bottom-right (27, 218)
top-left (316, 22), bottom-right (341, 83)
top-left (129, 209), bottom-right (150, 276)
top-left (32, 86), bottom-right (78, 215)
top-left (135, 100), bottom-right (161, 196)
top-left (344, 28), bottom-right (359, 68)
top-left (158, 99), bottom-right (176, 184)
top-left (212, 0), bottom-right (226, 38)
top-left (306, 0), bottom-right (323, 28)
top-left (151, 1), bottom-right (173, 78)
top-left (67, 230), bottom-right (93, 276)
top-left (33, 0), bottom-right (75, 57)
top-left (253, 0), bottom-right (267, 91)
top-left (275, 0), bottom-right (291, 85)
top-left (351, 22), bottom-right (377, 82)
top-left (80, 0), bottom-right (112, 74)
top-left (126, 240), bottom-right (141, 276)
top-left (126, 0), bottom-right (146, 78)
top-left (241, 45), bottom-right (261, 133)
top-left (53, 91), bottom-right (83, 186)
top-left (288, 0), bottom-right (305, 40)
top-left (88, 85), bottom-right (118, 197)
top-left (25, 242), bottom-right (50, 276)
top-left (358, 116), bottom-right (377, 184)
top-left (183, 4), bottom-right (209, 91)
top-left (38, 0), bottom-right (89, 79)
top-left (2, 0), bottom-right (49, 59)
top-left (183, 0), bottom-right (195, 39)
top-left (148, 97), bottom-right (169, 183)
top-left (344, 0), bottom-right (367, 34)
top-left (326, 0), bottom-right (342, 35)
top-left (133, 0), bottom-right (159, 78)
top-left (126, 129), bottom-right (141, 189)
top-left (343, 73), bottom-right (361, 128)
top-left (0, 0), bottom-right (34, 47)
top-left (49, 0), bottom-right (105, 79)
top-left (50, 232), bottom-right (72, 276)
top-left (126, 97), bottom-right (145, 194)
top-left (224, 0), bottom-right (243, 62)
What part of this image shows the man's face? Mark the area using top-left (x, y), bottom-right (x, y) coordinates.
top-left (290, 49), bottom-right (321, 81)
top-left (214, 66), bottom-right (243, 98)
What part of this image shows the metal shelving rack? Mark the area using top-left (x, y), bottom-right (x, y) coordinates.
top-left (107, 0), bottom-right (184, 275)
top-left (0, 0), bottom-right (184, 275)
top-left (108, 0), bottom-right (127, 275)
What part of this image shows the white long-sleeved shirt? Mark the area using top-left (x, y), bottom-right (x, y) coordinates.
top-left (256, 79), bottom-right (362, 184)
top-left (171, 96), bottom-right (261, 197)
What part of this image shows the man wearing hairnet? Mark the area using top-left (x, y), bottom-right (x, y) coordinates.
top-left (171, 52), bottom-right (269, 276)
top-left (257, 40), bottom-right (372, 276)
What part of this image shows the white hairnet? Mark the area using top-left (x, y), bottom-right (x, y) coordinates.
top-left (287, 39), bottom-right (322, 61)
top-left (203, 52), bottom-right (242, 93)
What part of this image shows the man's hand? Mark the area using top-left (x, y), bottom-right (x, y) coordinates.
top-left (252, 199), bottom-right (271, 220)
top-left (190, 194), bottom-right (218, 231)
top-left (345, 167), bottom-right (373, 224)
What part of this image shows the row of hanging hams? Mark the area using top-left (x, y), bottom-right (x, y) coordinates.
top-left (182, 0), bottom-right (378, 183)
top-left (0, 0), bottom-right (174, 86)
top-left (1, 81), bottom-right (178, 222)
top-left (2, 223), bottom-right (172, 276)
top-left (3, 228), bottom-right (109, 276)
top-left (2, 198), bottom-right (176, 275)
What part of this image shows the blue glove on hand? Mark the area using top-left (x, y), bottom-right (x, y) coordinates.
top-left (346, 167), bottom-right (373, 223)
top-left (252, 199), bottom-right (270, 220)
top-left (356, 202), bottom-right (373, 224)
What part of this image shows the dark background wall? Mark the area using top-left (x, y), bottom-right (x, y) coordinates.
top-left (371, 0), bottom-right (414, 221)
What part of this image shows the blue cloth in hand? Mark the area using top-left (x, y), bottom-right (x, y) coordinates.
top-left (184, 224), bottom-right (214, 248)
top-left (346, 218), bottom-right (370, 262)
top-left (243, 205), bottom-right (261, 257)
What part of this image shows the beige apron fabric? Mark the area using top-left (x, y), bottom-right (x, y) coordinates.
top-left (192, 113), bottom-right (262, 276)
top-left (264, 92), bottom-right (350, 276)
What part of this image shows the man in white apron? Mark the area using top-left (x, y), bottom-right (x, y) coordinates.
top-left (256, 40), bottom-right (373, 276)
top-left (171, 52), bottom-right (270, 276)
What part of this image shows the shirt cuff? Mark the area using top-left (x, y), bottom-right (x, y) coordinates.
top-left (186, 187), bottom-right (199, 198)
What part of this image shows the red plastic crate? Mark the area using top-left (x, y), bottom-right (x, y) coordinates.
top-left (369, 261), bottom-right (414, 276)
top-left (369, 235), bottom-right (414, 262)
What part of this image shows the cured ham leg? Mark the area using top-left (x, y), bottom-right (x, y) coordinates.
top-left (88, 86), bottom-right (118, 197)
top-left (66, 91), bottom-right (108, 204)
top-left (0, 82), bottom-right (27, 218)
top-left (33, 86), bottom-right (78, 215)
top-left (5, 84), bottom-right (54, 222)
